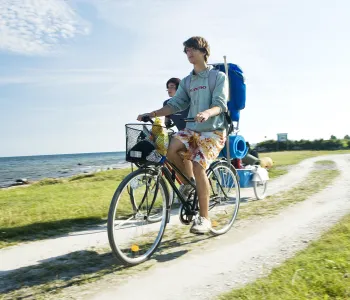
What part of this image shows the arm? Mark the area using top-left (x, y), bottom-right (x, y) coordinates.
top-left (210, 72), bottom-right (228, 113)
top-left (166, 79), bottom-right (190, 113)
top-left (195, 106), bottom-right (221, 123)
top-left (195, 73), bottom-right (228, 122)
top-left (137, 105), bottom-right (173, 121)
top-left (137, 78), bottom-right (190, 121)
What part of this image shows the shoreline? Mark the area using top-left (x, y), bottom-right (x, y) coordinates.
top-left (0, 164), bottom-right (131, 190)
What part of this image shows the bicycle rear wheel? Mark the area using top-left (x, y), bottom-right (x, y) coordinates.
top-left (107, 168), bottom-right (169, 265)
top-left (207, 161), bottom-right (240, 235)
top-left (253, 178), bottom-right (268, 200)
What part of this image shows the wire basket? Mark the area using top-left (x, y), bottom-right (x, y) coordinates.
top-left (125, 124), bottom-right (173, 164)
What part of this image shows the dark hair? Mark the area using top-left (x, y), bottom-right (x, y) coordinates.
top-left (183, 36), bottom-right (210, 62)
top-left (166, 77), bottom-right (181, 89)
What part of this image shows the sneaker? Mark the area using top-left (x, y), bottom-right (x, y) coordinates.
top-left (190, 216), bottom-right (212, 234)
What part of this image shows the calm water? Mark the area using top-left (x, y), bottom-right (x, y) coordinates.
top-left (0, 152), bottom-right (127, 188)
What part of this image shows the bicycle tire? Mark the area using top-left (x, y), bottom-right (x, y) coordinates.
top-left (253, 176), bottom-right (267, 200)
top-left (107, 168), bottom-right (169, 265)
top-left (206, 160), bottom-right (241, 235)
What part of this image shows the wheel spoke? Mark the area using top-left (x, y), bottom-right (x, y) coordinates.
top-left (207, 162), bottom-right (240, 234)
top-left (107, 169), bottom-right (168, 265)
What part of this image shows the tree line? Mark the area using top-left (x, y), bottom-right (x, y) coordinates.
top-left (255, 135), bottom-right (350, 152)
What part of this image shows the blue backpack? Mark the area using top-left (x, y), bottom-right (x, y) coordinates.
top-left (185, 63), bottom-right (246, 131)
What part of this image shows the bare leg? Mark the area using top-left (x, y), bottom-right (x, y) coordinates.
top-left (183, 159), bottom-right (193, 180)
top-left (192, 162), bottom-right (209, 219)
top-left (167, 138), bottom-right (194, 183)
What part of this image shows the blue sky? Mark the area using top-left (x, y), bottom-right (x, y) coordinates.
top-left (0, 0), bottom-right (349, 157)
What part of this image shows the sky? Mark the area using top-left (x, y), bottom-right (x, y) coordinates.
top-left (0, 0), bottom-right (349, 157)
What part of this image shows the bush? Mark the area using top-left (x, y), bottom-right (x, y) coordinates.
top-left (255, 138), bottom-right (348, 152)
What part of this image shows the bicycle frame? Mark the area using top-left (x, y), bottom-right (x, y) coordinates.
top-left (129, 120), bottom-right (233, 222)
top-left (164, 161), bottom-right (183, 185)
top-left (134, 157), bottom-right (232, 225)
top-left (161, 159), bottom-right (197, 215)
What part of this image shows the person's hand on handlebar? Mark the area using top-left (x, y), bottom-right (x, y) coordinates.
top-left (137, 112), bottom-right (154, 122)
top-left (195, 111), bottom-right (211, 123)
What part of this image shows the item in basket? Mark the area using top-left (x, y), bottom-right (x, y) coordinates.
top-left (152, 117), bottom-right (169, 156)
top-left (128, 140), bottom-right (155, 161)
top-left (151, 117), bottom-right (163, 136)
top-left (146, 150), bottom-right (165, 163)
top-left (136, 125), bottom-right (153, 144)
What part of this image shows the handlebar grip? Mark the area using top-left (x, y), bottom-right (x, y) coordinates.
top-left (165, 120), bottom-right (175, 129)
top-left (141, 115), bottom-right (154, 123)
top-left (182, 118), bottom-right (195, 122)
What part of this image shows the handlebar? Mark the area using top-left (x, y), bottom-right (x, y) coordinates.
top-left (140, 116), bottom-right (195, 124)
top-left (182, 118), bottom-right (195, 122)
top-left (141, 115), bottom-right (154, 124)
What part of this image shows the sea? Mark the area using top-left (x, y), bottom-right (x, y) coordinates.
top-left (0, 152), bottom-right (128, 188)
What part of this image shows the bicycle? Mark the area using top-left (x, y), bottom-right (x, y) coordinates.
top-left (107, 117), bottom-right (241, 265)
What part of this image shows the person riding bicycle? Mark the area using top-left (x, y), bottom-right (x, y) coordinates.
top-left (163, 77), bottom-right (193, 199)
top-left (137, 36), bottom-right (228, 234)
top-left (163, 77), bottom-right (189, 130)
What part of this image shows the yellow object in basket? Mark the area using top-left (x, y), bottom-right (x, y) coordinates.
top-left (151, 117), bottom-right (163, 136)
top-left (155, 135), bottom-right (168, 155)
top-left (152, 117), bottom-right (169, 156)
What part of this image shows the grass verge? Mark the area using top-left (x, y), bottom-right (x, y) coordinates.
top-left (219, 213), bottom-right (350, 300)
top-left (0, 151), bottom-right (348, 249)
top-left (0, 168), bottom-right (132, 248)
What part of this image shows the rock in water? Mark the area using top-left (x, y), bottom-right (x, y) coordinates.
top-left (15, 178), bottom-right (29, 184)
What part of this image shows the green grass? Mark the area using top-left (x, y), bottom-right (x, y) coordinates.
top-left (314, 160), bottom-right (335, 165)
top-left (0, 150), bottom-right (348, 249)
top-left (0, 168), bottom-right (132, 248)
top-left (260, 150), bottom-right (349, 179)
top-left (219, 213), bottom-right (350, 300)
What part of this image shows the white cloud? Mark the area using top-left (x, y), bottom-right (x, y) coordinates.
top-left (0, 67), bottom-right (172, 86)
top-left (0, 0), bottom-right (90, 55)
top-left (0, 68), bottom-right (117, 85)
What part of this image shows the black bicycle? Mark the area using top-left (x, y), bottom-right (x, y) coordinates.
top-left (107, 117), bottom-right (241, 265)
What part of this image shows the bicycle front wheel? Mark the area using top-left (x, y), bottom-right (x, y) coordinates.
top-left (207, 161), bottom-right (240, 235)
top-left (107, 168), bottom-right (169, 265)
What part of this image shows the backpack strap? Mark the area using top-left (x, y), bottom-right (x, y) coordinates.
top-left (184, 74), bottom-right (191, 98)
top-left (209, 68), bottom-right (233, 134)
top-left (208, 68), bottom-right (219, 94)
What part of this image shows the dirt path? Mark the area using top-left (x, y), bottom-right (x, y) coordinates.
top-left (85, 154), bottom-right (350, 300)
top-left (1, 154), bottom-right (349, 300)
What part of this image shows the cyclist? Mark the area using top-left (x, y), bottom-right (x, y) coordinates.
top-left (163, 77), bottom-right (192, 198)
top-left (137, 36), bottom-right (228, 234)
top-left (163, 77), bottom-right (189, 130)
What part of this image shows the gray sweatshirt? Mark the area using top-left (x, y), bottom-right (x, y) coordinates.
top-left (166, 66), bottom-right (228, 132)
